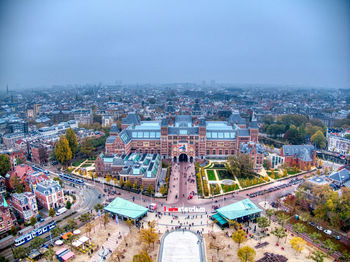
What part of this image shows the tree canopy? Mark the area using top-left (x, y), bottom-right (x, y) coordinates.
top-left (54, 135), bottom-right (72, 165)
top-left (0, 154), bottom-right (10, 176)
top-left (65, 128), bottom-right (78, 155)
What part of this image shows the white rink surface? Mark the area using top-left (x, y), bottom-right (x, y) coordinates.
top-left (161, 231), bottom-right (201, 262)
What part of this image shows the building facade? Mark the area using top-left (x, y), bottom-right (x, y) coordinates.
top-left (11, 192), bottom-right (38, 221)
top-left (105, 113), bottom-right (259, 162)
top-left (34, 180), bottom-right (64, 210)
top-left (95, 153), bottom-right (162, 189)
top-left (240, 142), bottom-right (266, 171)
top-left (281, 145), bottom-right (316, 170)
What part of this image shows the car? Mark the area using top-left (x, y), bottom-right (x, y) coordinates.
top-left (335, 235), bottom-right (341, 240)
top-left (316, 225), bottom-right (323, 231)
top-left (309, 221), bottom-right (315, 227)
top-left (324, 229), bottom-right (332, 235)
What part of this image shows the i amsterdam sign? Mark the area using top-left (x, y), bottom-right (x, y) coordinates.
top-left (164, 206), bottom-right (206, 213)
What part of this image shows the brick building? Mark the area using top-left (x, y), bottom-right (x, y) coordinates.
top-left (34, 180), bottom-right (64, 210)
top-left (6, 150), bottom-right (26, 171)
top-left (240, 142), bottom-right (266, 171)
top-left (95, 153), bottom-right (162, 189)
top-left (0, 196), bottom-right (15, 238)
top-left (11, 192), bottom-right (38, 221)
top-left (105, 113), bottom-right (259, 162)
top-left (281, 145), bottom-right (316, 170)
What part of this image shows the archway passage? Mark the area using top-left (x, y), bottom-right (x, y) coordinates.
top-left (179, 153), bottom-right (188, 162)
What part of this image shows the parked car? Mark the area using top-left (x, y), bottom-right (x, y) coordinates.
top-left (324, 229), bottom-right (332, 235)
top-left (316, 225), bottom-right (323, 231)
top-left (335, 235), bottom-right (341, 240)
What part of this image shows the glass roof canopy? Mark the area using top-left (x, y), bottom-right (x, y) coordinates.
top-left (206, 121), bottom-right (233, 131)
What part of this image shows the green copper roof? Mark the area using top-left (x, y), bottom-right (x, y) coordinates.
top-left (2, 195), bottom-right (8, 208)
top-left (104, 197), bottom-right (148, 219)
top-left (216, 199), bottom-right (262, 220)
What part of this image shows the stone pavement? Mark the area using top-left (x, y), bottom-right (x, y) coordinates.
top-left (91, 222), bottom-right (129, 262)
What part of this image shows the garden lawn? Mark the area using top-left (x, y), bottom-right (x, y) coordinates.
top-left (207, 170), bottom-right (217, 181)
top-left (221, 183), bottom-right (239, 192)
top-left (81, 163), bottom-right (91, 168)
top-left (217, 169), bottom-right (234, 180)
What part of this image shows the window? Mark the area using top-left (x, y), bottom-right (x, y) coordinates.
top-left (225, 150), bottom-right (228, 155)
top-left (213, 150), bottom-right (216, 154)
top-left (206, 150), bottom-right (210, 155)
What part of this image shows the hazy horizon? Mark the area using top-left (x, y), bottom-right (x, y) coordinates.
top-left (1, 0), bottom-right (350, 90)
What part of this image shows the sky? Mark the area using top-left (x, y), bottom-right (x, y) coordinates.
top-left (0, 0), bottom-right (350, 89)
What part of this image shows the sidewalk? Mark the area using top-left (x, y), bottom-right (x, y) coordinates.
top-left (91, 222), bottom-right (129, 262)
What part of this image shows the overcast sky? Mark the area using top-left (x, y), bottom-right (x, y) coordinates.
top-left (0, 0), bottom-right (349, 89)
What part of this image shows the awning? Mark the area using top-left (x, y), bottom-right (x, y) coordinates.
top-left (216, 198), bottom-right (262, 221)
top-left (56, 248), bottom-right (68, 256)
top-left (62, 232), bottom-right (73, 240)
top-left (61, 251), bottom-right (75, 261)
top-left (78, 236), bottom-right (89, 243)
top-left (72, 240), bottom-right (83, 247)
top-left (212, 213), bottom-right (228, 225)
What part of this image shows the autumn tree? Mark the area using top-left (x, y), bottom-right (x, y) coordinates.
top-left (132, 250), bottom-right (152, 262)
top-left (257, 216), bottom-right (270, 234)
top-left (290, 237), bottom-right (306, 253)
top-left (266, 209), bottom-right (275, 223)
top-left (49, 208), bottom-right (56, 218)
top-left (103, 213), bottom-right (110, 229)
top-left (65, 128), bottom-right (78, 156)
top-left (0, 154), bottom-right (10, 176)
top-left (237, 246), bottom-right (256, 262)
top-left (232, 229), bottom-right (247, 248)
top-left (125, 179), bottom-right (132, 189)
top-left (226, 154), bottom-right (254, 179)
top-left (147, 185), bottom-right (154, 195)
top-left (139, 227), bottom-right (158, 250)
top-left (54, 135), bottom-right (72, 165)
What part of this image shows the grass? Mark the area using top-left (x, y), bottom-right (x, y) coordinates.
top-left (81, 163), bottom-right (91, 168)
top-left (72, 159), bottom-right (86, 167)
top-left (217, 169), bottom-right (233, 180)
top-left (207, 170), bottom-right (217, 181)
top-left (287, 170), bottom-right (300, 175)
top-left (221, 183), bottom-right (239, 192)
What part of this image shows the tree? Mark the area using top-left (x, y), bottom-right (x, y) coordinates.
top-left (106, 173), bottom-right (111, 183)
top-left (322, 239), bottom-right (338, 256)
top-left (271, 227), bottom-right (287, 243)
top-left (94, 203), bottom-right (104, 213)
top-left (30, 237), bottom-right (45, 250)
top-left (43, 247), bottom-right (55, 262)
top-left (133, 250), bottom-right (152, 262)
top-left (80, 139), bottom-right (95, 157)
top-left (292, 223), bottom-right (306, 235)
top-left (53, 177), bottom-right (63, 187)
top-left (10, 225), bottom-right (18, 236)
top-left (139, 227), bottom-right (158, 250)
top-left (13, 247), bottom-right (28, 259)
top-left (311, 130), bottom-right (326, 149)
top-left (133, 182), bottom-right (139, 190)
top-left (126, 218), bottom-right (134, 229)
top-left (0, 154), bottom-right (10, 176)
top-left (54, 135), bottom-right (72, 165)
top-left (147, 185), bottom-right (154, 195)
top-left (119, 178), bottom-right (124, 187)
top-left (266, 209), bottom-right (275, 223)
top-left (231, 229), bottom-right (247, 248)
top-left (66, 200), bottom-right (72, 209)
top-left (237, 246), bottom-right (256, 262)
top-left (309, 232), bottom-right (321, 244)
top-left (226, 154), bottom-right (254, 179)
top-left (0, 256), bottom-right (9, 262)
top-left (66, 219), bottom-right (77, 231)
top-left (283, 127), bottom-right (303, 145)
top-left (290, 237), bottom-right (306, 253)
top-left (103, 213), bottom-right (110, 229)
top-left (79, 212), bottom-right (93, 223)
top-left (257, 216), bottom-right (270, 233)
top-left (10, 175), bottom-right (24, 193)
top-left (276, 213), bottom-right (289, 227)
top-left (49, 208), bottom-right (55, 218)
top-left (125, 179), bottom-right (132, 189)
top-left (51, 226), bottom-right (64, 238)
top-left (65, 128), bottom-right (78, 156)
top-left (30, 216), bottom-right (37, 227)
top-left (310, 250), bottom-right (327, 262)
top-left (85, 222), bottom-right (93, 237)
